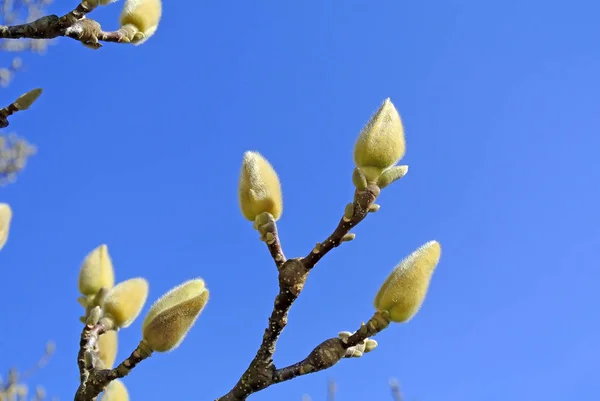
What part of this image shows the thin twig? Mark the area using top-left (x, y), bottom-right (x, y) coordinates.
top-left (215, 185), bottom-right (382, 401)
top-left (389, 378), bottom-right (403, 401)
top-left (0, 0), bottom-right (133, 48)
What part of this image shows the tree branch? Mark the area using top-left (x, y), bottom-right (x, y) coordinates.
top-left (0, 0), bottom-right (133, 49)
top-left (302, 183), bottom-right (380, 270)
top-left (74, 340), bottom-right (152, 401)
top-left (75, 317), bottom-right (152, 401)
top-left (255, 212), bottom-right (287, 269)
top-left (215, 184), bottom-right (382, 401)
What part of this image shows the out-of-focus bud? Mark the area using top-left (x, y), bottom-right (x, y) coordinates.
top-left (0, 203), bottom-right (12, 251)
top-left (142, 278), bottom-right (209, 352)
top-left (78, 245), bottom-right (115, 296)
top-left (119, 0), bottom-right (162, 45)
top-left (100, 379), bottom-right (129, 401)
top-left (353, 98), bottom-right (406, 182)
top-left (98, 0), bottom-right (118, 4)
top-left (103, 278), bottom-right (149, 329)
top-left (238, 151), bottom-right (283, 222)
top-left (98, 330), bottom-right (118, 369)
top-left (13, 88), bottom-right (42, 111)
top-left (373, 241), bottom-right (441, 323)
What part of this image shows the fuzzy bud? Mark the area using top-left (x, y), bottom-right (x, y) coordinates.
top-left (353, 98), bottom-right (405, 182)
top-left (78, 245), bottom-right (115, 296)
top-left (142, 278), bottom-right (209, 352)
top-left (98, 330), bottom-right (118, 369)
top-left (352, 167), bottom-right (368, 190)
top-left (103, 278), bottom-right (149, 329)
top-left (86, 306), bottom-right (102, 325)
top-left (98, 0), bottom-right (118, 4)
top-left (100, 379), bottom-right (129, 401)
top-left (119, 0), bottom-right (162, 45)
top-left (238, 151), bottom-right (283, 222)
top-left (337, 331), bottom-right (352, 340)
top-left (0, 203), bottom-right (12, 251)
top-left (368, 204), bottom-right (381, 213)
top-left (364, 339), bottom-right (378, 352)
top-left (377, 165), bottom-right (409, 189)
top-left (374, 241), bottom-right (441, 323)
top-left (13, 88), bottom-right (42, 111)
top-left (341, 233), bottom-right (356, 242)
top-left (345, 342), bottom-right (365, 358)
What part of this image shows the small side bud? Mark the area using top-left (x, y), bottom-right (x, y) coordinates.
top-left (337, 331), bottom-right (353, 340)
top-left (0, 203), bottom-right (13, 251)
top-left (98, 330), bottom-right (118, 369)
top-left (142, 278), bottom-right (209, 352)
top-left (98, 0), bottom-right (118, 4)
top-left (238, 151), bottom-right (283, 222)
top-left (368, 204), bottom-right (381, 213)
top-left (13, 88), bottom-right (42, 111)
top-left (119, 0), bottom-right (162, 45)
top-left (86, 306), bottom-right (102, 325)
top-left (343, 203), bottom-right (354, 222)
top-left (352, 167), bottom-right (368, 190)
top-left (345, 342), bottom-right (365, 358)
top-left (373, 241), bottom-right (441, 323)
top-left (364, 339), bottom-right (378, 352)
top-left (341, 233), bottom-right (356, 242)
top-left (353, 98), bottom-right (406, 182)
top-left (103, 278), bottom-right (149, 329)
top-left (100, 379), bottom-right (129, 401)
top-left (377, 165), bottom-right (409, 189)
top-left (78, 245), bottom-right (115, 296)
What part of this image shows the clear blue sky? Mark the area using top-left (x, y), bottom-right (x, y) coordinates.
top-left (1, 1), bottom-right (599, 400)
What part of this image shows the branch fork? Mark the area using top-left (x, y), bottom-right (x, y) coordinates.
top-left (217, 184), bottom-right (383, 400)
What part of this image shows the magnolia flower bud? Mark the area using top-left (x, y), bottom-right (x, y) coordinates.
top-left (374, 241), bottom-right (441, 323)
top-left (78, 245), bottom-right (115, 296)
top-left (377, 165), bottom-right (409, 189)
top-left (98, 330), bottom-right (118, 369)
top-left (13, 88), bottom-right (42, 111)
top-left (103, 278), bottom-right (149, 329)
top-left (238, 151), bottom-right (283, 222)
top-left (364, 339), bottom-right (378, 352)
top-left (119, 0), bottom-right (162, 45)
top-left (99, 0), bottom-right (118, 4)
top-left (100, 379), bottom-right (129, 401)
top-left (353, 98), bottom-right (406, 182)
top-left (142, 278), bottom-right (209, 352)
top-left (0, 203), bottom-right (12, 251)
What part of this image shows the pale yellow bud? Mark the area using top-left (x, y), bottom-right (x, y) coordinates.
top-left (13, 88), bottom-right (42, 111)
top-left (104, 278), bottom-right (149, 329)
top-left (0, 203), bottom-right (12, 251)
top-left (377, 165), bottom-right (409, 189)
top-left (98, 330), bottom-right (118, 369)
top-left (373, 241), bottom-right (441, 323)
top-left (142, 278), bottom-right (209, 352)
top-left (119, 0), bottom-right (162, 45)
top-left (238, 151), bottom-right (283, 222)
top-left (100, 379), bottom-right (129, 401)
top-left (364, 339), bottom-right (378, 352)
top-left (78, 245), bottom-right (115, 296)
top-left (353, 98), bottom-right (406, 182)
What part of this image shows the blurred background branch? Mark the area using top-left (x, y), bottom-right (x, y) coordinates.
top-left (301, 378), bottom-right (406, 401)
top-left (1, 0), bottom-right (54, 87)
top-left (0, 0), bottom-right (52, 185)
top-left (0, 341), bottom-right (57, 401)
